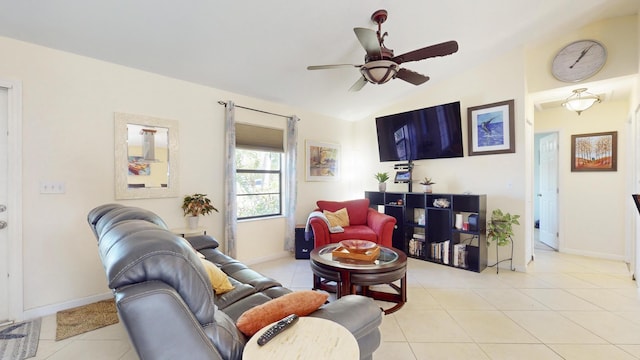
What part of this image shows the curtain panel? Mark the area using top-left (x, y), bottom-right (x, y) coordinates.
top-left (224, 101), bottom-right (238, 258)
top-left (284, 116), bottom-right (298, 251)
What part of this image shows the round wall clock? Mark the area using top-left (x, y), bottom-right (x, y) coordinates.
top-left (551, 39), bottom-right (607, 82)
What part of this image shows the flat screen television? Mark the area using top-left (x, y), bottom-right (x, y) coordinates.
top-left (375, 101), bottom-right (463, 162)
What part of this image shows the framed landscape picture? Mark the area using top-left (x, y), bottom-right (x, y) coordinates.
top-left (571, 131), bottom-right (617, 172)
top-left (467, 99), bottom-right (515, 156)
top-left (305, 140), bottom-right (340, 181)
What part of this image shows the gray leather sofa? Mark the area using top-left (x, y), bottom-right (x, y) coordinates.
top-left (87, 204), bottom-right (382, 360)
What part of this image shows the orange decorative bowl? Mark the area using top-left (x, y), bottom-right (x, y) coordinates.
top-left (339, 240), bottom-right (378, 254)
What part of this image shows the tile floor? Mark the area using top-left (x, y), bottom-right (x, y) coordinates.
top-left (32, 248), bottom-right (640, 359)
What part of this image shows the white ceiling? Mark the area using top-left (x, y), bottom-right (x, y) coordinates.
top-left (0, 0), bottom-right (637, 120)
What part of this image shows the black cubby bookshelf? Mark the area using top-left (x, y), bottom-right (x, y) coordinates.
top-left (365, 191), bottom-right (487, 273)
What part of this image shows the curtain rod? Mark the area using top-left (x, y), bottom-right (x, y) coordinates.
top-left (218, 101), bottom-right (300, 121)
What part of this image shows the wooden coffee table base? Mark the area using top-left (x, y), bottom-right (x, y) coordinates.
top-left (310, 245), bottom-right (407, 315)
top-left (351, 276), bottom-right (406, 315)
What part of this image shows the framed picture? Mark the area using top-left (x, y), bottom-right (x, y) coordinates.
top-left (467, 99), bottom-right (515, 156)
top-left (571, 131), bottom-right (617, 172)
top-left (305, 140), bottom-right (340, 181)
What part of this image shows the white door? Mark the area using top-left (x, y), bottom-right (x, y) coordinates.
top-left (539, 132), bottom-right (559, 249)
top-left (0, 86), bottom-right (8, 323)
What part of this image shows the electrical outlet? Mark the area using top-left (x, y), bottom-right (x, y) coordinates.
top-left (40, 181), bottom-right (66, 194)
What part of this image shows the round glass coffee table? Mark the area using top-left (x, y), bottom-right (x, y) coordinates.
top-left (310, 243), bottom-right (407, 314)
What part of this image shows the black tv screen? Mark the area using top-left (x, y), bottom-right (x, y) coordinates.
top-left (375, 101), bottom-right (463, 161)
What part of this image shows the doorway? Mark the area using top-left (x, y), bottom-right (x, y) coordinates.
top-left (0, 78), bottom-right (22, 324)
top-left (534, 132), bottom-right (559, 251)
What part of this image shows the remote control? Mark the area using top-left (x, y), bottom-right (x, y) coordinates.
top-left (256, 314), bottom-right (299, 346)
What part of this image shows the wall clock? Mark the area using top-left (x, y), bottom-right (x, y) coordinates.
top-left (551, 39), bottom-right (607, 82)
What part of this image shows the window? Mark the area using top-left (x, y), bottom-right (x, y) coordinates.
top-left (236, 149), bottom-right (282, 219)
top-left (235, 123), bottom-right (284, 219)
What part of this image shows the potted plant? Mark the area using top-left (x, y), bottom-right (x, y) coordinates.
top-left (486, 209), bottom-right (520, 247)
top-left (419, 177), bottom-right (435, 193)
top-left (374, 172), bottom-right (390, 192)
top-left (182, 193), bottom-right (218, 229)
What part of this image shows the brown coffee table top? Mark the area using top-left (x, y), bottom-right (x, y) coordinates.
top-left (311, 243), bottom-right (406, 271)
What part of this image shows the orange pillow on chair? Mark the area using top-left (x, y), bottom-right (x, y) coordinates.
top-left (323, 208), bottom-right (350, 227)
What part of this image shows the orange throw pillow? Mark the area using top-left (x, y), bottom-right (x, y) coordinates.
top-left (323, 207), bottom-right (350, 227)
top-left (236, 290), bottom-right (328, 336)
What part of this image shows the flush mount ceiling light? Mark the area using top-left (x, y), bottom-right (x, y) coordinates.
top-left (562, 88), bottom-right (601, 115)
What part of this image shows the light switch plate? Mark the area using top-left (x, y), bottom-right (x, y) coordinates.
top-left (40, 181), bottom-right (65, 194)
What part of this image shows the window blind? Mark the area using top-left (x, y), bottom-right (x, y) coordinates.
top-left (235, 123), bottom-right (284, 152)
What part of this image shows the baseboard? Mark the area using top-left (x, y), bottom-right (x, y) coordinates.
top-left (22, 292), bottom-right (113, 321)
top-left (242, 251), bottom-right (292, 266)
top-left (560, 247), bottom-right (626, 262)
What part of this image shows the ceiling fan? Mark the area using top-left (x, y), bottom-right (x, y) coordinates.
top-left (307, 9), bottom-right (459, 91)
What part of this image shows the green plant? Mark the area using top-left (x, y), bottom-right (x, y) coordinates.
top-left (182, 193), bottom-right (219, 217)
top-left (374, 172), bottom-right (390, 183)
top-left (419, 177), bottom-right (435, 185)
top-left (486, 209), bottom-right (520, 246)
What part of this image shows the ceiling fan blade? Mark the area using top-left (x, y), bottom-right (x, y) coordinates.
top-left (348, 76), bottom-right (368, 92)
top-left (354, 27), bottom-right (381, 59)
top-left (307, 64), bottom-right (359, 70)
top-left (396, 68), bottom-right (430, 85)
top-left (392, 40), bottom-right (459, 64)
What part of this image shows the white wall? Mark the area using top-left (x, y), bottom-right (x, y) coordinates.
top-left (527, 15), bottom-right (638, 94)
top-left (535, 100), bottom-right (629, 259)
top-left (526, 15), bottom-right (639, 262)
top-left (354, 48), bottom-right (529, 270)
top-left (0, 36), bottom-right (355, 318)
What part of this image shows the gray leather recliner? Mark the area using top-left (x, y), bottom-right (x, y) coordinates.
top-left (87, 204), bottom-right (382, 360)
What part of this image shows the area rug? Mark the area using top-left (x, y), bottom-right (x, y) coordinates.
top-left (55, 299), bottom-right (118, 341)
top-left (0, 318), bottom-right (41, 360)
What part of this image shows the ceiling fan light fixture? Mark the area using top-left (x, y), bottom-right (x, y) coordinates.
top-left (360, 60), bottom-right (398, 84)
top-left (562, 88), bottom-right (601, 115)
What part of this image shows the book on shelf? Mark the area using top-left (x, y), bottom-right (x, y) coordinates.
top-left (409, 238), bottom-right (424, 257)
top-left (453, 243), bottom-right (467, 268)
top-left (443, 240), bottom-right (450, 265)
top-left (429, 239), bottom-right (450, 263)
top-left (412, 233), bottom-right (425, 240)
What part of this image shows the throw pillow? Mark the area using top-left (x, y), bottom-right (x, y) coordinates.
top-left (317, 199), bottom-right (370, 225)
top-left (236, 290), bottom-right (328, 336)
top-left (323, 207), bottom-right (350, 227)
top-left (199, 258), bottom-right (235, 295)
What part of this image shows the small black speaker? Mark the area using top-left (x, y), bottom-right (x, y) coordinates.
top-left (295, 227), bottom-right (314, 259)
top-left (468, 214), bottom-right (479, 231)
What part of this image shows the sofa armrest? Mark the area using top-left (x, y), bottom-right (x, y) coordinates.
top-left (115, 281), bottom-right (242, 360)
top-left (184, 234), bottom-right (220, 251)
top-left (366, 209), bottom-right (396, 248)
top-left (308, 295), bottom-right (382, 360)
top-left (309, 217), bottom-right (332, 248)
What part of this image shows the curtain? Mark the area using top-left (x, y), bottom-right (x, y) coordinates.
top-left (224, 101), bottom-right (237, 258)
top-left (284, 116), bottom-right (298, 252)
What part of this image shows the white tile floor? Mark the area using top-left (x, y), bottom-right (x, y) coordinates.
top-left (32, 248), bottom-right (640, 359)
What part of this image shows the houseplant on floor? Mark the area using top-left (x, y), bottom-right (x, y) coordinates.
top-left (486, 209), bottom-right (520, 273)
top-left (374, 172), bottom-right (390, 192)
top-left (419, 177), bottom-right (435, 193)
top-left (182, 193), bottom-right (218, 229)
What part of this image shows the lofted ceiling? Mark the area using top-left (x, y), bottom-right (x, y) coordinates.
top-left (0, 0), bottom-right (637, 121)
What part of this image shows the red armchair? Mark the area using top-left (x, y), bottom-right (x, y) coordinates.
top-left (309, 199), bottom-right (396, 248)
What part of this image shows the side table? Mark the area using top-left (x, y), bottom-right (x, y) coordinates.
top-left (170, 227), bottom-right (207, 237)
top-left (242, 317), bottom-right (359, 360)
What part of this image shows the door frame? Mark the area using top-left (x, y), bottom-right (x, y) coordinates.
top-left (0, 78), bottom-right (23, 321)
